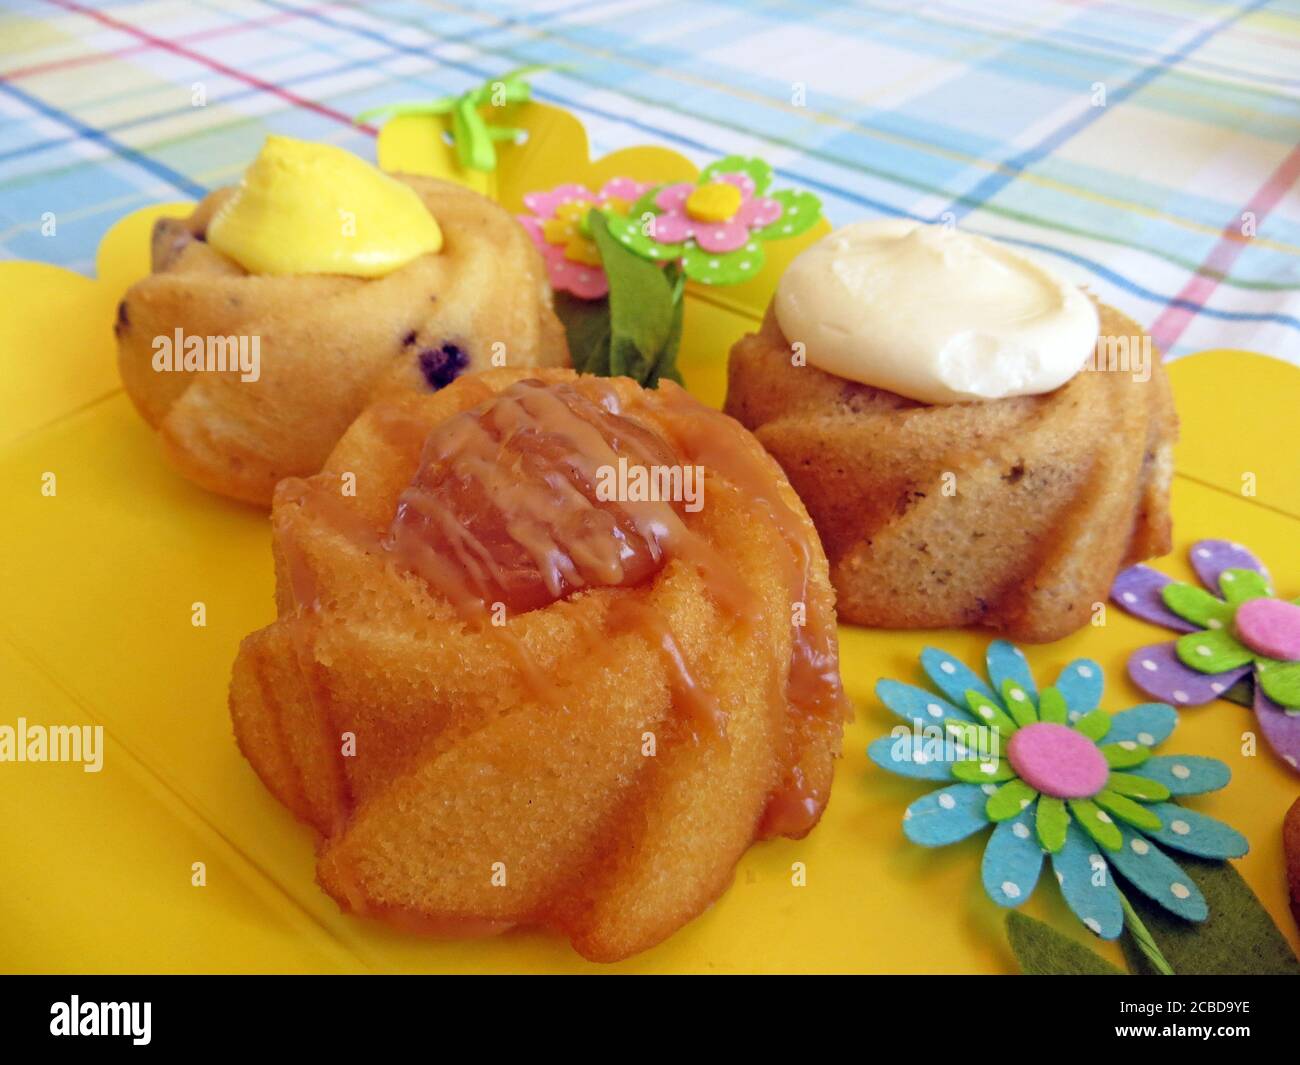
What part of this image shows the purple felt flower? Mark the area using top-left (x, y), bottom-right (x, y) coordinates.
top-left (1111, 539), bottom-right (1300, 773)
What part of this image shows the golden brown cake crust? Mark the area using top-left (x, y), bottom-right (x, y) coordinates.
top-left (229, 367), bottom-right (847, 962)
top-left (117, 176), bottom-right (569, 506)
top-left (724, 302), bottom-right (1177, 642)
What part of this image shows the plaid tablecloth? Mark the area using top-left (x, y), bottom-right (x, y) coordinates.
top-left (1, 0), bottom-right (1297, 359)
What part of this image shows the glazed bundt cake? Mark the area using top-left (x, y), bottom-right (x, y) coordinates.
top-left (229, 367), bottom-right (848, 961)
top-left (118, 159), bottom-right (567, 506)
top-left (725, 222), bottom-right (1176, 643)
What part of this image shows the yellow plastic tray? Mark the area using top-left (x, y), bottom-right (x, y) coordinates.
top-left (2, 107), bottom-right (1297, 973)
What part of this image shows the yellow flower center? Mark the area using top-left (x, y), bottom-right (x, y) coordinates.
top-left (564, 234), bottom-right (602, 266)
top-left (542, 200), bottom-right (586, 245)
top-left (686, 182), bottom-right (741, 223)
top-left (543, 196), bottom-right (633, 266)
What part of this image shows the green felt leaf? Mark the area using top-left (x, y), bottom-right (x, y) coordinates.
top-left (1001, 679), bottom-right (1037, 727)
top-left (1100, 742), bottom-right (1150, 769)
top-left (1006, 912), bottom-right (1125, 975)
top-left (553, 292), bottom-right (612, 376)
top-left (1218, 567), bottom-right (1271, 604)
top-left (1175, 628), bottom-right (1253, 675)
top-left (1038, 686), bottom-right (1068, 725)
top-left (1121, 858), bottom-right (1300, 975)
top-left (629, 185), bottom-right (663, 219)
top-left (1073, 708), bottom-right (1110, 742)
top-left (1094, 789), bottom-right (1162, 832)
top-left (986, 779), bottom-right (1038, 822)
top-left (680, 241), bottom-right (767, 286)
top-left (1161, 582), bottom-right (1233, 629)
top-left (1106, 771), bottom-right (1171, 803)
top-left (1257, 658), bottom-right (1300, 709)
top-left (1069, 798), bottom-right (1123, 850)
top-left (1036, 795), bottom-right (1070, 853)
top-left (568, 211), bottom-right (683, 388)
top-left (699, 154), bottom-right (773, 195)
top-left (965, 690), bottom-right (1018, 735)
top-left (754, 189), bottom-right (822, 241)
top-left (601, 209), bottom-right (685, 261)
top-left (951, 757), bottom-right (1015, 784)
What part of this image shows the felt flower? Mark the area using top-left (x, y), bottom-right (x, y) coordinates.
top-left (601, 155), bottom-right (822, 286)
top-left (1111, 539), bottom-right (1300, 773)
top-left (518, 177), bottom-right (654, 299)
top-left (869, 641), bottom-right (1247, 939)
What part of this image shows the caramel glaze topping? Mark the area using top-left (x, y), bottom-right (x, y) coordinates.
top-left (390, 378), bottom-right (702, 616)
top-left (281, 376), bottom-right (849, 839)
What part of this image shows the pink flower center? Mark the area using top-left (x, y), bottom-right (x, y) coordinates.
top-left (1006, 722), bottom-right (1108, 799)
top-left (1234, 597), bottom-right (1300, 661)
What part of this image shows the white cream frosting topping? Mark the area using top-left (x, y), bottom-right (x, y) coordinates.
top-left (774, 220), bottom-right (1099, 404)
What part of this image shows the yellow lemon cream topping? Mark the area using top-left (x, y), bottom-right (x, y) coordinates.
top-left (207, 135), bottom-right (442, 278)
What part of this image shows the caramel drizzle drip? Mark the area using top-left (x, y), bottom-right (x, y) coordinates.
top-left (649, 381), bottom-right (851, 725)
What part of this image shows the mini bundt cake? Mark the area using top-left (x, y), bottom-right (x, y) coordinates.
top-left (725, 221), bottom-right (1176, 643)
top-left (117, 138), bottom-right (568, 506)
top-left (229, 366), bottom-right (849, 961)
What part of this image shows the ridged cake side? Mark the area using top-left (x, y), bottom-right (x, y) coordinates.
top-left (117, 177), bottom-right (568, 505)
top-left (724, 303), bottom-right (1176, 642)
top-left (229, 368), bottom-right (847, 962)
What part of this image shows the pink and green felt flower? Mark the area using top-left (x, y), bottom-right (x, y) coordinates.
top-left (869, 641), bottom-right (1246, 940)
top-left (1111, 539), bottom-right (1300, 773)
top-left (518, 177), bottom-right (655, 300)
top-left (599, 155), bottom-right (822, 286)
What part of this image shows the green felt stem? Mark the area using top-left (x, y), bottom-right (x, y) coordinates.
top-left (669, 266), bottom-right (686, 306)
top-left (1119, 857), bottom-right (1300, 975)
top-left (1120, 891), bottom-right (1174, 976)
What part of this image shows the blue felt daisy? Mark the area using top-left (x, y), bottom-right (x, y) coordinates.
top-left (868, 641), bottom-right (1248, 939)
